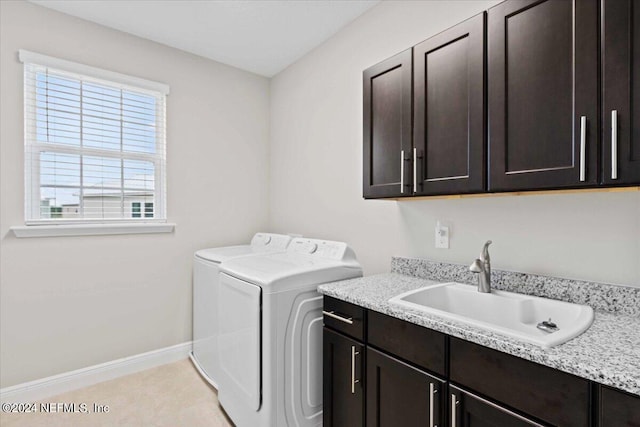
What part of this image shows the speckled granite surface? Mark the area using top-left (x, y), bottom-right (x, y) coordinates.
top-left (318, 272), bottom-right (640, 396)
top-left (391, 257), bottom-right (640, 316)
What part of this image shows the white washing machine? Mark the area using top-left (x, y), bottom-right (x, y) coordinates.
top-left (217, 237), bottom-right (362, 427)
top-left (191, 233), bottom-right (292, 388)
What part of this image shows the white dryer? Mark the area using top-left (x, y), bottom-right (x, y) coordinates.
top-left (217, 237), bottom-right (362, 427)
top-left (191, 233), bottom-right (292, 388)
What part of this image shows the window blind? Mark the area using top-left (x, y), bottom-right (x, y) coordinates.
top-left (21, 51), bottom-right (168, 224)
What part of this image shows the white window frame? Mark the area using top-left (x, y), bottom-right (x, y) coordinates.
top-left (18, 50), bottom-right (170, 230)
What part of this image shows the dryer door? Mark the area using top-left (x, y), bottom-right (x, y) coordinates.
top-left (218, 273), bottom-right (261, 411)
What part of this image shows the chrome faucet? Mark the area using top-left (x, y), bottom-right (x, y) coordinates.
top-left (469, 240), bottom-right (492, 293)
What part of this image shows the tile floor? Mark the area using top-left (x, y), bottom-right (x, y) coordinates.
top-left (0, 359), bottom-right (233, 427)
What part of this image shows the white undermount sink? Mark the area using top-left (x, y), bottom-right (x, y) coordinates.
top-left (389, 282), bottom-right (594, 347)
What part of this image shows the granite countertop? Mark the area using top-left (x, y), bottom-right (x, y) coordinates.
top-left (318, 270), bottom-right (640, 396)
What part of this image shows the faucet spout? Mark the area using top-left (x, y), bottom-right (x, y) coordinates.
top-left (481, 240), bottom-right (492, 263)
top-left (470, 241), bottom-right (492, 293)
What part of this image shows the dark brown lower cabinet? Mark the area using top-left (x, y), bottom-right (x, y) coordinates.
top-left (599, 385), bottom-right (640, 427)
top-left (449, 337), bottom-right (590, 427)
top-left (449, 385), bottom-right (544, 427)
top-left (323, 327), bottom-right (365, 427)
top-left (323, 297), bottom-right (640, 427)
top-left (366, 347), bottom-right (444, 427)
top-left (367, 310), bottom-right (446, 376)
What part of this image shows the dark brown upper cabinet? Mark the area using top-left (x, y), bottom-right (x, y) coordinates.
top-left (602, 0), bottom-right (640, 186)
top-left (488, 0), bottom-right (599, 191)
top-left (413, 13), bottom-right (486, 195)
top-left (363, 49), bottom-right (413, 198)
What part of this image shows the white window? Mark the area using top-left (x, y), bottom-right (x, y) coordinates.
top-left (20, 50), bottom-right (169, 225)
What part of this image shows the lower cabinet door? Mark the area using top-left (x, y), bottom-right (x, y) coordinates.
top-left (449, 385), bottom-right (544, 427)
top-left (366, 347), bottom-right (444, 427)
top-left (323, 327), bottom-right (365, 427)
top-left (599, 385), bottom-right (640, 427)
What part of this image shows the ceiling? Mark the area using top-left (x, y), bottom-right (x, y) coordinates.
top-left (28, 0), bottom-right (380, 77)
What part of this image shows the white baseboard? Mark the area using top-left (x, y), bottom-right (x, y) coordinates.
top-left (0, 341), bottom-right (192, 403)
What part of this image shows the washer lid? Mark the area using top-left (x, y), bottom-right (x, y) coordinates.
top-left (219, 238), bottom-right (362, 293)
top-left (195, 245), bottom-right (255, 263)
top-left (195, 233), bottom-right (293, 263)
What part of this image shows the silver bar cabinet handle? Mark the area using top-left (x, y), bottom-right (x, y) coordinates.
top-left (400, 150), bottom-right (405, 194)
top-left (451, 394), bottom-right (458, 427)
top-left (322, 310), bottom-right (353, 325)
top-left (579, 116), bottom-right (586, 182)
top-left (351, 346), bottom-right (360, 394)
top-left (429, 383), bottom-right (437, 427)
top-left (413, 148), bottom-right (417, 194)
top-left (612, 110), bottom-right (618, 180)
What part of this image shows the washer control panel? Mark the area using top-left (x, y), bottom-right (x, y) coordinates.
top-left (251, 233), bottom-right (291, 250)
top-left (289, 238), bottom-right (348, 260)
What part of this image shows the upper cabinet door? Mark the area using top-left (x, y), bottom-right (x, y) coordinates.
top-left (414, 13), bottom-right (486, 195)
top-left (488, 0), bottom-right (599, 191)
top-left (363, 49), bottom-right (413, 198)
top-left (602, 0), bottom-right (640, 185)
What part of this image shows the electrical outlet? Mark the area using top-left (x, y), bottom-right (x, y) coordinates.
top-left (435, 221), bottom-right (450, 249)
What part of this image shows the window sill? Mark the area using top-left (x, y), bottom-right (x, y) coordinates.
top-left (10, 222), bottom-right (175, 238)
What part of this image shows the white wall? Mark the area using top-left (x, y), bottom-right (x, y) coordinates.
top-left (0, 1), bottom-right (270, 388)
top-left (269, 1), bottom-right (640, 287)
